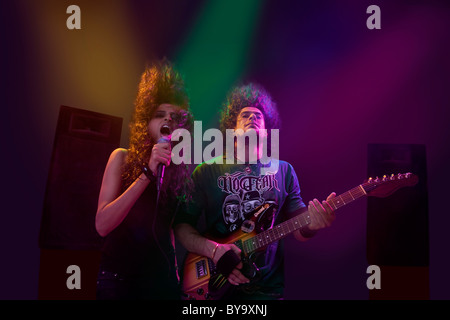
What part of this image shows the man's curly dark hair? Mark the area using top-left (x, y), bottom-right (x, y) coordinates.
top-left (122, 59), bottom-right (193, 203)
top-left (219, 83), bottom-right (281, 133)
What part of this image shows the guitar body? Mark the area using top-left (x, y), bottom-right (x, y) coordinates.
top-left (182, 232), bottom-right (254, 300)
top-left (182, 203), bottom-right (275, 300)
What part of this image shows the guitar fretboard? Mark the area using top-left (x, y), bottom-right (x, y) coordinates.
top-left (242, 183), bottom-right (372, 254)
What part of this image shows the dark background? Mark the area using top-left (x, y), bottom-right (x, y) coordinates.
top-left (1, 0), bottom-right (449, 299)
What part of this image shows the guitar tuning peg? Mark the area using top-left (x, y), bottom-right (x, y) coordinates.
top-left (382, 175), bottom-right (387, 181)
top-left (397, 173), bottom-right (404, 179)
top-left (368, 177), bottom-right (373, 183)
top-left (390, 174), bottom-right (395, 180)
top-left (374, 176), bottom-right (380, 182)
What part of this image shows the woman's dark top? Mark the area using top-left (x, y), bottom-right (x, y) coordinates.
top-left (97, 182), bottom-right (180, 300)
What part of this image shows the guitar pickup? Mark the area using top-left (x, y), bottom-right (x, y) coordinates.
top-left (195, 259), bottom-right (208, 279)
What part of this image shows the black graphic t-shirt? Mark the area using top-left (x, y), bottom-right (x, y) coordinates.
top-left (175, 155), bottom-right (306, 298)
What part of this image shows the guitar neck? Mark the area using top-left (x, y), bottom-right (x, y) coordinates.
top-left (242, 184), bottom-right (369, 254)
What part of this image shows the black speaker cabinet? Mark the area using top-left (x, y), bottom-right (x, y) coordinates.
top-left (39, 105), bottom-right (122, 250)
top-left (38, 106), bottom-right (122, 299)
top-left (367, 143), bottom-right (429, 299)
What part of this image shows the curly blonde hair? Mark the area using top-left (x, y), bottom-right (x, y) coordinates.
top-left (122, 59), bottom-right (193, 203)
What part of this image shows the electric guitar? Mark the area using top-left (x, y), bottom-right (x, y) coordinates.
top-left (182, 173), bottom-right (418, 300)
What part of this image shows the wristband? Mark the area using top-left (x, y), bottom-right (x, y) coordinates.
top-left (211, 243), bottom-right (219, 261)
top-left (216, 250), bottom-right (241, 278)
top-left (142, 164), bottom-right (156, 182)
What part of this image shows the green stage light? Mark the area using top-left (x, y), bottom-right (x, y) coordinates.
top-left (175, 0), bottom-right (263, 128)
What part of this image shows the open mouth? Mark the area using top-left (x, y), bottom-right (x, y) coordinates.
top-left (160, 124), bottom-right (171, 136)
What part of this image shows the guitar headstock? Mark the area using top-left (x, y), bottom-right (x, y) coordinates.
top-left (363, 173), bottom-right (418, 198)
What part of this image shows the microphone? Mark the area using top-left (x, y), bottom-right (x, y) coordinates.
top-left (156, 124), bottom-right (171, 197)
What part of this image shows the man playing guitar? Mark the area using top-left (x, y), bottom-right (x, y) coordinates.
top-left (174, 83), bottom-right (336, 300)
